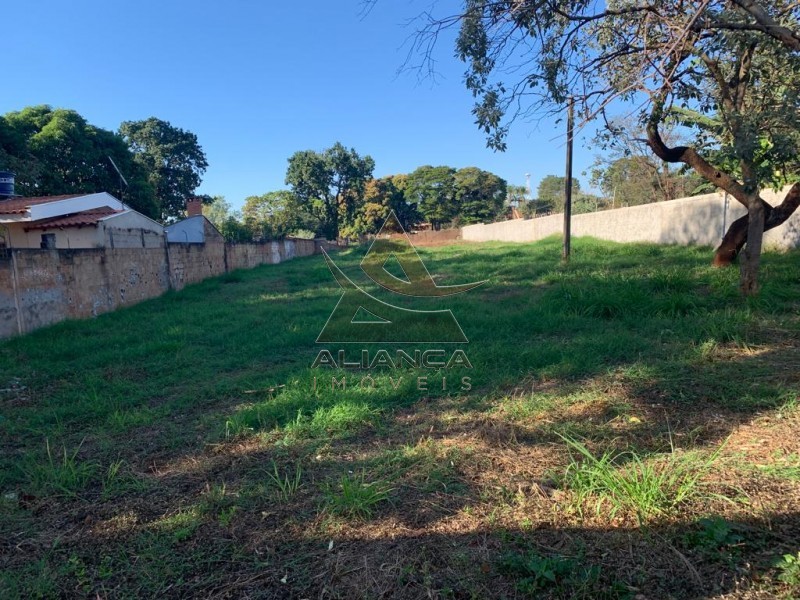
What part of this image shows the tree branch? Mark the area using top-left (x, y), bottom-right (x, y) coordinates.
top-left (731, 0), bottom-right (800, 50)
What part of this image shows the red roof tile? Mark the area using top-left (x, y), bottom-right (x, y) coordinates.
top-left (0, 194), bottom-right (85, 214)
top-left (23, 207), bottom-right (121, 231)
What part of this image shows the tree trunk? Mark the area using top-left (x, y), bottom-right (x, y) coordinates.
top-left (645, 109), bottom-right (800, 295)
top-left (739, 200), bottom-right (765, 296)
top-left (713, 183), bottom-right (800, 266)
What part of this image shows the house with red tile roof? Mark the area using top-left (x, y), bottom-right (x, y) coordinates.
top-left (0, 189), bottom-right (164, 250)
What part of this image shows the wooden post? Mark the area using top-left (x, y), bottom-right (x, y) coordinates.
top-left (563, 97), bottom-right (574, 262)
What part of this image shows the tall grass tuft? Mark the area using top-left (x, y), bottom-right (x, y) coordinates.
top-left (23, 439), bottom-right (98, 497)
top-left (324, 470), bottom-right (392, 519)
top-left (266, 461), bottom-right (303, 503)
top-left (557, 433), bottom-right (724, 525)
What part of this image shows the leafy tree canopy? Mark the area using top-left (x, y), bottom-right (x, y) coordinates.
top-left (453, 166), bottom-right (507, 224)
top-left (120, 117), bottom-right (208, 223)
top-left (405, 165), bottom-right (458, 230)
top-left (537, 175), bottom-right (580, 214)
top-left (285, 142), bottom-right (375, 240)
top-left (242, 190), bottom-right (315, 240)
top-left (0, 105), bottom-right (159, 218)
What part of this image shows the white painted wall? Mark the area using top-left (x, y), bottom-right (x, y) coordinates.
top-left (462, 187), bottom-right (800, 250)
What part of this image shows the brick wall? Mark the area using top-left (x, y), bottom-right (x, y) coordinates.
top-left (0, 238), bottom-right (320, 339)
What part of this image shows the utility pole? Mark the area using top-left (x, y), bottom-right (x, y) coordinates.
top-left (563, 97), bottom-right (574, 262)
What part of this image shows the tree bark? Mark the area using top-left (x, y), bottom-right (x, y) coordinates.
top-left (713, 182), bottom-right (800, 266)
top-left (739, 200), bottom-right (765, 295)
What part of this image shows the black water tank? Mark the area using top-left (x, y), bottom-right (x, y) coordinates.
top-left (0, 172), bottom-right (14, 199)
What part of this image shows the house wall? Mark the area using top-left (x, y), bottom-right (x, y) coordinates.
top-left (461, 187), bottom-right (800, 250)
top-left (0, 238), bottom-right (321, 338)
top-left (5, 223), bottom-right (104, 249)
top-left (3, 211), bottom-right (165, 250)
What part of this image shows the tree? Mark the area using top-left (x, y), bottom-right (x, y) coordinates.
top-left (242, 190), bottom-right (313, 239)
top-left (453, 167), bottom-right (507, 223)
top-left (591, 119), bottom-right (705, 206)
top-left (405, 165), bottom-right (458, 230)
top-left (592, 156), bottom-right (703, 207)
top-left (506, 184), bottom-right (529, 205)
top-left (203, 196), bottom-right (236, 229)
top-left (285, 142), bottom-right (375, 240)
top-left (345, 175), bottom-right (422, 236)
top-left (399, 0), bottom-right (800, 294)
top-left (0, 106), bottom-right (158, 218)
top-left (537, 175), bottom-right (581, 214)
top-left (119, 117), bottom-right (208, 223)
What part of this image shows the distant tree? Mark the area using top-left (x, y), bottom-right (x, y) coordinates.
top-left (203, 195), bottom-right (236, 229)
top-left (285, 142), bottom-right (375, 240)
top-left (573, 193), bottom-right (611, 215)
top-left (217, 216), bottom-right (253, 243)
top-left (592, 156), bottom-right (703, 207)
top-left (591, 120), bottom-right (704, 206)
top-left (242, 190), bottom-right (313, 239)
top-left (537, 175), bottom-right (581, 214)
top-left (405, 165), bottom-right (458, 230)
top-left (506, 184), bottom-right (529, 205)
top-left (119, 117), bottom-right (208, 223)
top-left (345, 175), bottom-right (422, 236)
top-left (453, 167), bottom-right (507, 223)
top-left (0, 105), bottom-right (158, 218)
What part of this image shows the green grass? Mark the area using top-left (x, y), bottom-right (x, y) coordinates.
top-left (1, 236), bottom-right (799, 598)
top-left (266, 460), bottom-right (303, 503)
top-left (557, 434), bottom-right (725, 525)
top-left (21, 439), bottom-right (99, 498)
top-left (323, 470), bottom-right (393, 520)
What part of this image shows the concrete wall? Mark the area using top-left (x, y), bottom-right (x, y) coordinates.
top-left (102, 211), bottom-right (165, 249)
top-left (0, 238), bottom-right (320, 339)
top-left (462, 187), bottom-right (800, 250)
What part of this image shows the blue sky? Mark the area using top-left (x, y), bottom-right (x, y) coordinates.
top-left (2, 0), bottom-right (599, 209)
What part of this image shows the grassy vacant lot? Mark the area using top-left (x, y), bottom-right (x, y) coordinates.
top-left (1, 236), bottom-right (799, 599)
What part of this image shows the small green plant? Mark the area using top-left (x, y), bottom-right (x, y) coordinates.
top-left (200, 482), bottom-right (232, 515)
top-left (64, 554), bottom-right (91, 594)
top-left (218, 506), bottom-right (238, 527)
top-left (284, 402), bottom-right (377, 439)
top-left (684, 516), bottom-right (744, 556)
top-left (774, 551), bottom-right (800, 586)
top-left (324, 471), bottom-right (392, 519)
top-left (557, 434), bottom-right (722, 524)
top-left (24, 439), bottom-right (98, 497)
top-left (266, 461), bottom-right (303, 503)
top-left (100, 459), bottom-right (148, 500)
top-left (498, 550), bottom-right (628, 598)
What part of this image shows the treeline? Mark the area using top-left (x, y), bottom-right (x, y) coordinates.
top-left (210, 142), bottom-right (508, 241)
top-left (0, 105), bottom-right (208, 223)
